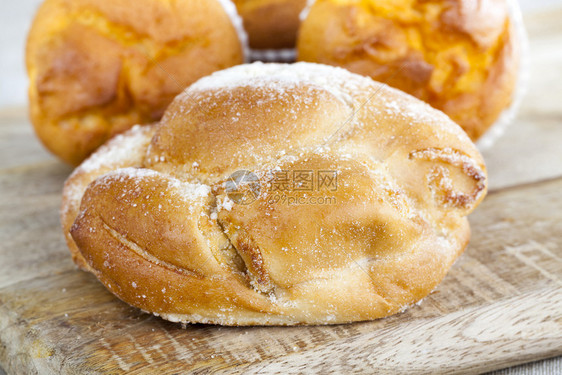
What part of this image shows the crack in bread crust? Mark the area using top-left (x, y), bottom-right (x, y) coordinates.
top-left (101, 220), bottom-right (205, 279)
top-left (409, 147), bottom-right (487, 209)
top-left (217, 219), bottom-right (274, 295)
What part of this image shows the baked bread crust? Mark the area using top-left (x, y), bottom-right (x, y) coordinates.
top-left (233, 0), bottom-right (307, 49)
top-left (26, 0), bottom-right (245, 165)
top-left (62, 62), bottom-right (487, 325)
top-left (297, 0), bottom-right (520, 141)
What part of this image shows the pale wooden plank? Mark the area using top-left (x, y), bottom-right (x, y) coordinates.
top-left (0, 107), bottom-right (60, 170)
top-left (0, 161), bottom-right (74, 289)
top-left (0, 107), bottom-right (74, 290)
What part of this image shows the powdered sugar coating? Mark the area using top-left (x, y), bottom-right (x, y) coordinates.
top-left (61, 125), bottom-right (155, 222)
top-left (187, 62), bottom-right (363, 105)
top-left (76, 125), bottom-right (152, 175)
top-left (183, 62), bottom-right (471, 146)
top-left (92, 167), bottom-right (211, 202)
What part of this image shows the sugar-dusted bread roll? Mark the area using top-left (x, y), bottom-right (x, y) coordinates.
top-left (297, 0), bottom-right (520, 141)
top-left (26, 0), bottom-right (247, 165)
top-left (233, 0), bottom-right (307, 50)
top-left (62, 63), bottom-right (487, 325)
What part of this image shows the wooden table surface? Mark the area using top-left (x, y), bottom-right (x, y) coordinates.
top-left (1, 9), bottom-right (562, 375)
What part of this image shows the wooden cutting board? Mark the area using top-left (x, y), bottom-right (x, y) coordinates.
top-left (1, 9), bottom-right (562, 375)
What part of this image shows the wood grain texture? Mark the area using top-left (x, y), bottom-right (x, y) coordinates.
top-left (1, 9), bottom-right (562, 375)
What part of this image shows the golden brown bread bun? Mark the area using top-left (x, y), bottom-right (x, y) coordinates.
top-left (61, 62), bottom-right (487, 325)
top-left (233, 0), bottom-right (307, 50)
top-left (297, 0), bottom-right (520, 141)
top-left (26, 0), bottom-right (246, 166)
